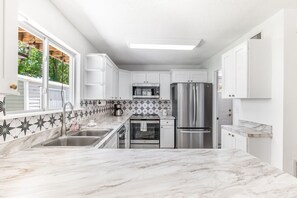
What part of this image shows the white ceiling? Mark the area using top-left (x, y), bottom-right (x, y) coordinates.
top-left (51, 0), bottom-right (297, 66)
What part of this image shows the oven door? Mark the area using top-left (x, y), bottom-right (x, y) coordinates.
top-left (130, 120), bottom-right (160, 144)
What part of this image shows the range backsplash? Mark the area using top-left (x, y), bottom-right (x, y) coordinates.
top-left (111, 100), bottom-right (171, 115)
top-left (0, 100), bottom-right (113, 143)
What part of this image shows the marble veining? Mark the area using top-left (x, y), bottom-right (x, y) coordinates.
top-left (0, 149), bottom-right (297, 197)
top-left (222, 120), bottom-right (272, 138)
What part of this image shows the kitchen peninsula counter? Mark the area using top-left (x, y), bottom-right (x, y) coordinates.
top-left (0, 149), bottom-right (297, 197)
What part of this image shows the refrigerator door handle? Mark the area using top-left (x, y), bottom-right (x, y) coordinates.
top-left (195, 84), bottom-right (199, 127)
top-left (180, 130), bottom-right (211, 134)
top-left (193, 85), bottom-right (196, 126)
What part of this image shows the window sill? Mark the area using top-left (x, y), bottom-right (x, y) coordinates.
top-left (0, 108), bottom-right (84, 120)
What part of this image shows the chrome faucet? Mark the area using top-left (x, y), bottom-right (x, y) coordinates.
top-left (61, 102), bottom-right (74, 136)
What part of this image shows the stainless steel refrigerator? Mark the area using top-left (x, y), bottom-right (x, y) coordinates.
top-left (171, 83), bottom-right (213, 148)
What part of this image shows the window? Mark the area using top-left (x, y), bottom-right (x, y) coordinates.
top-left (5, 22), bottom-right (77, 114)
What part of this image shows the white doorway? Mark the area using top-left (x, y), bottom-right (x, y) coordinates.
top-left (214, 70), bottom-right (233, 148)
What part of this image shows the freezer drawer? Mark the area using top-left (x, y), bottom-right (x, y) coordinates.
top-left (176, 128), bottom-right (212, 148)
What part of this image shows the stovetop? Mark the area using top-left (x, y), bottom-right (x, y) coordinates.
top-left (130, 114), bottom-right (160, 120)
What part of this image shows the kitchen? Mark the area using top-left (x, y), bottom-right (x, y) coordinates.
top-left (1, 0), bottom-right (297, 197)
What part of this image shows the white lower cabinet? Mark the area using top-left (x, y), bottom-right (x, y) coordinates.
top-left (103, 133), bottom-right (118, 148)
top-left (160, 119), bottom-right (175, 148)
top-left (221, 129), bottom-right (271, 163)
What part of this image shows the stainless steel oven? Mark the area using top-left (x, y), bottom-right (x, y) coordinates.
top-left (130, 114), bottom-right (160, 148)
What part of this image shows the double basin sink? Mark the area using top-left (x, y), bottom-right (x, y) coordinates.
top-left (39, 129), bottom-right (113, 147)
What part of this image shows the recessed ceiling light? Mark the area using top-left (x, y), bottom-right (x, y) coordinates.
top-left (129, 43), bottom-right (197, 50)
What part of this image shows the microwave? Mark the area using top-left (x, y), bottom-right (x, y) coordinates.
top-left (132, 83), bottom-right (160, 99)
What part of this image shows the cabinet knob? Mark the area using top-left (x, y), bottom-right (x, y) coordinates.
top-left (232, 95), bottom-right (235, 97)
top-left (229, 95), bottom-right (231, 97)
top-left (232, 135), bottom-right (234, 137)
top-left (10, 84), bottom-right (17, 90)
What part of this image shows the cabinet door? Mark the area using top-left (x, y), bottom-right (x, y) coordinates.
top-left (222, 50), bottom-right (236, 98)
top-left (160, 125), bottom-right (175, 148)
top-left (234, 41), bottom-right (248, 98)
top-left (171, 71), bottom-right (190, 83)
top-left (146, 72), bottom-right (160, 83)
top-left (221, 129), bottom-right (230, 149)
top-left (104, 134), bottom-right (118, 148)
top-left (119, 70), bottom-right (131, 100)
top-left (0, 0), bottom-right (18, 95)
top-left (105, 64), bottom-right (113, 100)
top-left (112, 67), bottom-right (119, 99)
top-left (0, 0), bottom-right (3, 89)
top-left (234, 134), bottom-right (247, 152)
top-left (190, 71), bottom-right (208, 82)
top-left (160, 73), bottom-right (171, 100)
top-left (132, 72), bottom-right (146, 83)
top-left (221, 129), bottom-right (235, 149)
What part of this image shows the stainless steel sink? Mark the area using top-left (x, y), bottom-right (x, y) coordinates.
top-left (71, 129), bottom-right (112, 137)
top-left (42, 136), bottom-right (100, 147)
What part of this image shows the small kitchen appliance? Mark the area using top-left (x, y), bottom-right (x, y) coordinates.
top-left (114, 104), bottom-right (123, 116)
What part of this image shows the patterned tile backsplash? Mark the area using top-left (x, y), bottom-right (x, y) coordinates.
top-left (0, 99), bottom-right (172, 144)
top-left (111, 100), bottom-right (171, 115)
top-left (0, 100), bottom-right (113, 143)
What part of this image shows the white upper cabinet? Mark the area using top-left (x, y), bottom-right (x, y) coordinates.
top-left (112, 67), bottom-right (119, 99)
top-left (222, 39), bottom-right (271, 99)
top-left (119, 70), bottom-right (131, 100)
top-left (190, 71), bottom-right (208, 82)
top-left (171, 70), bottom-right (208, 83)
top-left (105, 62), bottom-right (113, 100)
top-left (146, 72), bottom-right (160, 83)
top-left (132, 72), bottom-right (146, 83)
top-left (132, 72), bottom-right (160, 84)
top-left (222, 50), bottom-right (236, 98)
top-left (0, 0), bottom-right (18, 95)
top-left (171, 71), bottom-right (189, 83)
top-left (84, 54), bottom-right (119, 100)
top-left (160, 72), bottom-right (171, 100)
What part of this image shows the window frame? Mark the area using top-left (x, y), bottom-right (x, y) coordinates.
top-left (6, 17), bottom-right (80, 115)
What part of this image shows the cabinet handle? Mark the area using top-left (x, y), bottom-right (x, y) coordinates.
top-left (232, 95), bottom-right (235, 97)
top-left (10, 84), bottom-right (17, 90)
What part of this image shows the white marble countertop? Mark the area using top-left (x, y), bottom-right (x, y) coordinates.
top-left (0, 148), bottom-right (297, 197)
top-left (158, 114), bottom-right (175, 120)
top-left (79, 113), bottom-right (132, 148)
top-left (222, 120), bottom-right (272, 138)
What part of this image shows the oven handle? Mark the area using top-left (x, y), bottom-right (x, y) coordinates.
top-left (131, 120), bottom-right (160, 124)
top-left (180, 130), bottom-right (211, 134)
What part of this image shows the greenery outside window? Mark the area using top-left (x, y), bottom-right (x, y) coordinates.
top-left (5, 22), bottom-right (77, 114)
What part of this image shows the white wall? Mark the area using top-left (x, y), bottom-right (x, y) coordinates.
top-left (202, 10), bottom-right (286, 171)
top-left (283, 9), bottom-right (297, 174)
top-left (119, 65), bottom-right (205, 71)
top-left (18, 0), bottom-right (99, 104)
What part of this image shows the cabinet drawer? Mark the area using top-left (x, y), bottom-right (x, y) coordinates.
top-left (161, 120), bottom-right (174, 126)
